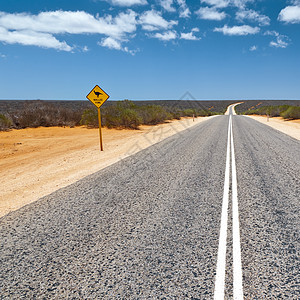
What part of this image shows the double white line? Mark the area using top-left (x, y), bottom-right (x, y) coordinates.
top-left (214, 114), bottom-right (243, 299)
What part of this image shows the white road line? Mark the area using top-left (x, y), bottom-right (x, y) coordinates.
top-left (214, 114), bottom-right (231, 300)
top-left (214, 112), bottom-right (244, 299)
top-left (230, 115), bottom-right (244, 299)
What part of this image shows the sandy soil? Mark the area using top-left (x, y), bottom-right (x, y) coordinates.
top-left (247, 115), bottom-right (300, 141)
top-left (1, 115), bottom-right (298, 218)
top-left (0, 117), bottom-right (213, 218)
top-left (225, 102), bottom-right (243, 115)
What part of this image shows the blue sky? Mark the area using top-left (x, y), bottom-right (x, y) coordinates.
top-left (0, 0), bottom-right (299, 100)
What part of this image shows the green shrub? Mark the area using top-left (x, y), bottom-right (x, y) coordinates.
top-left (80, 109), bottom-right (98, 127)
top-left (182, 109), bottom-right (196, 117)
top-left (171, 111), bottom-right (181, 120)
top-left (137, 105), bottom-right (172, 125)
top-left (10, 101), bottom-right (82, 128)
top-left (0, 114), bottom-right (13, 130)
top-left (281, 106), bottom-right (300, 120)
top-left (102, 101), bottom-right (142, 129)
top-left (197, 109), bottom-right (212, 117)
top-left (245, 105), bottom-right (290, 117)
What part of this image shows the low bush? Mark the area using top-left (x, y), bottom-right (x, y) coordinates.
top-left (244, 105), bottom-right (300, 120)
top-left (0, 114), bottom-right (13, 131)
top-left (0, 99), bottom-right (218, 131)
top-left (137, 105), bottom-right (172, 125)
top-left (182, 109), bottom-right (195, 117)
top-left (80, 109), bottom-right (98, 127)
top-left (244, 105), bottom-right (290, 117)
top-left (281, 106), bottom-right (300, 120)
top-left (102, 101), bottom-right (142, 129)
top-left (10, 101), bottom-right (82, 128)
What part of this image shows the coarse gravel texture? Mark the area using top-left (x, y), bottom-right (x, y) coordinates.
top-left (234, 116), bottom-right (300, 299)
top-left (0, 115), bottom-right (299, 299)
top-left (0, 116), bottom-right (227, 299)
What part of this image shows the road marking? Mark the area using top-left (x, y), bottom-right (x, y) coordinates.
top-left (214, 113), bottom-right (244, 299)
top-left (214, 114), bottom-right (231, 300)
top-left (230, 115), bottom-right (244, 299)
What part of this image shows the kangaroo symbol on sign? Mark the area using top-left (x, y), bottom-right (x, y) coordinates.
top-left (94, 91), bottom-right (102, 98)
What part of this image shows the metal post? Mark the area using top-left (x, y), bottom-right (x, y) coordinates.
top-left (98, 107), bottom-right (103, 151)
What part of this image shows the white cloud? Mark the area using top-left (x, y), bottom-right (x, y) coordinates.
top-left (159, 0), bottom-right (176, 12)
top-left (177, 0), bottom-right (191, 18)
top-left (0, 52), bottom-right (6, 58)
top-left (106, 0), bottom-right (147, 6)
top-left (0, 27), bottom-right (72, 51)
top-left (200, 0), bottom-right (229, 8)
top-left (180, 30), bottom-right (201, 40)
top-left (139, 10), bottom-right (178, 31)
top-left (152, 30), bottom-right (177, 40)
top-left (265, 30), bottom-right (289, 48)
top-left (270, 39), bottom-right (288, 48)
top-left (231, 0), bottom-right (253, 9)
top-left (0, 10), bottom-right (138, 51)
top-left (214, 24), bottom-right (260, 35)
top-left (157, 0), bottom-right (190, 17)
top-left (200, 0), bottom-right (253, 9)
top-left (99, 36), bottom-right (123, 50)
top-left (278, 5), bottom-right (300, 23)
top-left (236, 9), bottom-right (270, 26)
top-left (196, 7), bottom-right (226, 20)
top-left (99, 37), bottom-right (137, 54)
top-left (0, 11), bottom-right (137, 38)
top-left (249, 45), bottom-right (257, 51)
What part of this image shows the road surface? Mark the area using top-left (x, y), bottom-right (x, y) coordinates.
top-left (1, 106), bottom-right (299, 299)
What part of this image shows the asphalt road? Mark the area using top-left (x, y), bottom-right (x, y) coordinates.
top-left (0, 113), bottom-right (299, 299)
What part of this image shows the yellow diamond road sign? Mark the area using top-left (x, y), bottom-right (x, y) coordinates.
top-left (86, 85), bottom-right (109, 108)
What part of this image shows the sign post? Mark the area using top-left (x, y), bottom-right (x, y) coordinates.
top-left (86, 85), bottom-right (109, 151)
top-left (97, 107), bottom-right (103, 151)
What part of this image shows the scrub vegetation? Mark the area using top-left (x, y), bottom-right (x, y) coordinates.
top-left (0, 99), bottom-right (219, 131)
top-left (243, 105), bottom-right (300, 120)
top-left (1, 99), bottom-right (299, 131)
top-left (81, 100), bottom-right (218, 129)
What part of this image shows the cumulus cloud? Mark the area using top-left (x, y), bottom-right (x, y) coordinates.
top-left (265, 30), bottom-right (289, 48)
top-left (214, 24), bottom-right (260, 35)
top-left (105, 0), bottom-right (147, 6)
top-left (152, 30), bottom-right (177, 41)
top-left (0, 27), bottom-right (72, 51)
top-left (278, 5), bottom-right (300, 23)
top-left (231, 0), bottom-right (253, 9)
top-left (139, 10), bottom-right (178, 31)
top-left (200, 0), bottom-right (229, 8)
top-left (159, 0), bottom-right (176, 12)
top-left (196, 6), bottom-right (227, 20)
top-left (180, 28), bottom-right (201, 40)
top-left (158, 0), bottom-right (190, 17)
top-left (236, 9), bottom-right (270, 26)
top-left (0, 10), bottom-right (137, 51)
top-left (99, 37), bottom-right (137, 54)
top-left (99, 36), bottom-right (123, 50)
top-left (270, 38), bottom-right (288, 48)
top-left (200, 0), bottom-right (253, 9)
top-left (0, 11), bottom-right (137, 38)
top-left (177, 0), bottom-right (191, 18)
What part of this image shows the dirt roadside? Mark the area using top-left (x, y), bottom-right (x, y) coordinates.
top-left (1, 115), bottom-right (299, 218)
top-left (0, 117), bottom-right (213, 218)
